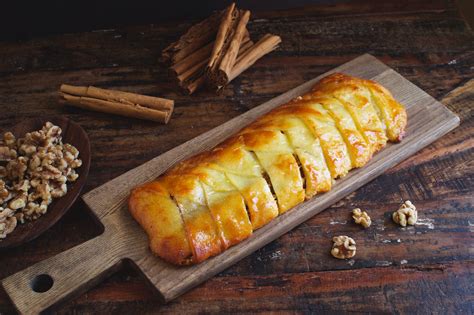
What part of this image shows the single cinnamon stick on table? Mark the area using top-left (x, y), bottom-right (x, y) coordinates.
top-left (59, 85), bottom-right (174, 124)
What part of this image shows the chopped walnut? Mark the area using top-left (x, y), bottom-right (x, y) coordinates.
top-left (352, 208), bottom-right (371, 228)
top-left (14, 212), bottom-right (25, 224)
top-left (50, 180), bottom-right (67, 198)
top-left (392, 200), bottom-right (417, 227)
top-left (14, 179), bottom-right (30, 192)
top-left (19, 143), bottom-right (36, 156)
top-left (0, 180), bottom-right (9, 203)
top-left (6, 156), bottom-right (28, 180)
top-left (30, 178), bottom-right (41, 188)
top-left (56, 175), bottom-right (67, 184)
top-left (30, 181), bottom-right (52, 204)
top-left (331, 235), bottom-right (356, 259)
top-left (0, 216), bottom-right (17, 239)
top-left (40, 152), bottom-right (55, 166)
top-left (56, 158), bottom-right (68, 171)
top-left (8, 192), bottom-right (27, 210)
top-left (70, 158), bottom-right (82, 169)
top-left (23, 202), bottom-right (47, 220)
top-left (63, 143), bottom-right (79, 159)
top-left (29, 156), bottom-right (41, 171)
top-left (0, 146), bottom-right (17, 161)
top-left (67, 170), bottom-right (79, 182)
top-left (0, 122), bottom-right (81, 240)
top-left (3, 132), bottom-right (16, 148)
top-left (0, 207), bottom-right (14, 220)
top-left (44, 123), bottom-right (62, 140)
top-left (40, 164), bottom-right (62, 180)
top-left (0, 207), bottom-right (17, 239)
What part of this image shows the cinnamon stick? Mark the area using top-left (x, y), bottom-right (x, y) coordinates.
top-left (223, 34), bottom-right (281, 87)
top-left (177, 58), bottom-right (208, 85)
top-left (176, 34), bottom-right (251, 84)
top-left (182, 76), bottom-right (207, 95)
top-left (207, 3), bottom-right (237, 72)
top-left (206, 3), bottom-right (249, 79)
top-left (171, 27), bottom-right (250, 78)
top-left (216, 10), bottom-right (251, 84)
top-left (170, 41), bottom-right (214, 76)
top-left (179, 35), bottom-right (253, 95)
top-left (60, 85), bottom-right (174, 111)
top-left (59, 85), bottom-right (174, 124)
top-left (162, 10), bottom-right (223, 65)
top-left (235, 38), bottom-right (254, 58)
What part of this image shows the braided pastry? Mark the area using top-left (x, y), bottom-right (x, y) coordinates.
top-left (128, 73), bottom-right (407, 265)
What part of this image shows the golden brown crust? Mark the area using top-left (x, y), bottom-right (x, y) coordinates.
top-left (128, 182), bottom-right (193, 265)
top-left (128, 73), bottom-right (407, 265)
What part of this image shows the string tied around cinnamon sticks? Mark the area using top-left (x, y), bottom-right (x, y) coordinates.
top-left (59, 85), bottom-right (174, 124)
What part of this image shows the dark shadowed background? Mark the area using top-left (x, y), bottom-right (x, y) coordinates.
top-left (2, 0), bottom-right (471, 40)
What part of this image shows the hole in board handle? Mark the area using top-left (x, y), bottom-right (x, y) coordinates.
top-left (30, 274), bottom-right (54, 293)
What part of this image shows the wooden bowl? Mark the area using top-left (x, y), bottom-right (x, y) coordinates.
top-left (0, 116), bottom-right (90, 250)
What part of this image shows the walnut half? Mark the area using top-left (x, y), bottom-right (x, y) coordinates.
top-left (352, 208), bottom-right (371, 228)
top-left (392, 200), bottom-right (417, 227)
top-left (331, 235), bottom-right (356, 259)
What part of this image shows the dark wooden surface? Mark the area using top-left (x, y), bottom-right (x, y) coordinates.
top-left (0, 0), bottom-right (472, 313)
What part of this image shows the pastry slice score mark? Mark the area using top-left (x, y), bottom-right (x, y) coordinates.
top-left (278, 117), bottom-right (333, 198)
top-left (311, 73), bottom-right (388, 156)
top-left (315, 96), bottom-right (371, 168)
top-left (364, 82), bottom-right (407, 142)
top-left (249, 113), bottom-right (333, 199)
top-left (273, 102), bottom-right (352, 179)
top-left (164, 174), bottom-right (223, 263)
top-left (241, 129), bottom-right (305, 213)
top-left (208, 138), bottom-right (279, 229)
top-left (194, 163), bottom-right (253, 248)
top-left (128, 181), bottom-right (193, 265)
top-left (200, 179), bottom-right (252, 249)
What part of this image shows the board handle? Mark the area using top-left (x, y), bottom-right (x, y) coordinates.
top-left (1, 229), bottom-right (120, 315)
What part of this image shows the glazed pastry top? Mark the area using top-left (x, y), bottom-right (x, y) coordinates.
top-left (128, 73), bottom-right (407, 265)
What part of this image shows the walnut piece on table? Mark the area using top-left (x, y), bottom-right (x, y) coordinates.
top-left (352, 208), bottom-right (371, 228)
top-left (392, 200), bottom-right (417, 227)
top-left (331, 235), bottom-right (356, 259)
top-left (0, 122), bottom-right (82, 239)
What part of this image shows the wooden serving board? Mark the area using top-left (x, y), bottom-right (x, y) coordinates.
top-left (1, 54), bottom-right (460, 315)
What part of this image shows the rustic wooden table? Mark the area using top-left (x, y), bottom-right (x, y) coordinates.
top-left (1, 0), bottom-right (473, 313)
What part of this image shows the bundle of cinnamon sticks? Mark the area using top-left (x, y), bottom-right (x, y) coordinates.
top-left (163, 3), bottom-right (281, 94)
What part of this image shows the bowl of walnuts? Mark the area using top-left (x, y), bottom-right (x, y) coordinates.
top-left (0, 116), bottom-right (90, 249)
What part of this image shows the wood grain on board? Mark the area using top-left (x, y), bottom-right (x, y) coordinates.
top-left (1, 54), bottom-right (461, 314)
top-left (0, 0), bottom-right (472, 314)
